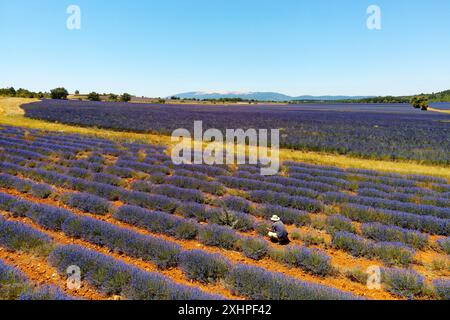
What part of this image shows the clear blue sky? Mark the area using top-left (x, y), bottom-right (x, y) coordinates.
top-left (1, 0), bottom-right (449, 97)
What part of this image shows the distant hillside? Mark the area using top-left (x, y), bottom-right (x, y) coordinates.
top-left (428, 90), bottom-right (450, 102)
top-left (171, 91), bottom-right (373, 102)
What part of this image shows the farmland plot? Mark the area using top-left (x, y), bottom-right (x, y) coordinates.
top-left (0, 125), bottom-right (449, 300)
top-left (21, 100), bottom-right (450, 164)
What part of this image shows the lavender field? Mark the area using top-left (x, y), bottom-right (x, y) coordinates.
top-left (0, 125), bottom-right (448, 300)
top-left (22, 100), bottom-right (450, 164)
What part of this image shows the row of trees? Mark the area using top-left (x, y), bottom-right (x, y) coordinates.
top-left (0, 87), bottom-right (132, 103)
top-left (85, 92), bottom-right (132, 102)
top-left (55, 88), bottom-right (131, 102)
top-left (0, 87), bottom-right (48, 99)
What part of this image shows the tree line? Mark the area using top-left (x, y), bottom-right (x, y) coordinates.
top-left (0, 87), bottom-right (132, 102)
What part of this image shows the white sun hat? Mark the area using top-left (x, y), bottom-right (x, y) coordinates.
top-left (270, 215), bottom-right (281, 222)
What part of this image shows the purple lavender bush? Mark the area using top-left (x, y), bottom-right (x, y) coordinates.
top-left (433, 279), bottom-right (450, 300)
top-left (382, 268), bottom-right (424, 299)
top-left (198, 224), bottom-right (240, 250)
top-left (49, 245), bottom-right (221, 300)
top-left (0, 219), bottom-right (52, 255)
top-left (238, 237), bottom-right (268, 260)
top-left (283, 245), bottom-right (333, 276)
top-left (62, 192), bottom-right (111, 216)
top-left (61, 215), bottom-right (180, 269)
top-left (179, 250), bottom-right (231, 284)
top-left (226, 264), bottom-right (358, 300)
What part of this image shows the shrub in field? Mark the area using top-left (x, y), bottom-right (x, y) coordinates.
top-left (248, 190), bottom-right (323, 213)
top-left (30, 183), bottom-right (53, 199)
top-left (14, 179), bottom-right (33, 193)
top-left (0, 173), bottom-right (19, 189)
top-left (123, 191), bottom-right (179, 213)
top-left (223, 196), bottom-right (253, 213)
top-left (226, 264), bottom-right (357, 300)
top-left (436, 237), bottom-right (450, 255)
top-left (331, 232), bottom-right (371, 257)
top-left (283, 245), bottom-right (333, 276)
top-left (10, 200), bottom-right (32, 217)
top-left (0, 219), bottom-right (52, 255)
top-left (8, 176), bottom-right (33, 193)
top-left (153, 184), bottom-right (205, 203)
top-left (172, 220), bottom-right (199, 240)
top-left (62, 215), bottom-right (180, 269)
top-left (92, 173), bottom-right (123, 187)
top-left (325, 215), bottom-right (356, 234)
top-left (179, 250), bottom-right (231, 284)
top-left (238, 237), bottom-right (268, 260)
top-left (0, 192), bottom-right (17, 211)
top-left (372, 242), bottom-right (415, 266)
top-left (361, 223), bottom-right (429, 250)
top-left (198, 224), bottom-right (240, 250)
top-left (0, 259), bottom-right (29, 300)
top-left (83, 181), bottom-right (125, 201)
top-left (131, 180), bottom-right (154, 193)
top-left (0, 161), bottom-right (24, 175)
top-left (297, 231), bottom-right (326, 247)
top-left (382, 268), bottom-right (424, 299)
top-left (166, 175), bottom-right (225, 196)
top-left (344, 268), bottom-right (369, 285)
top-left (18, 285), bottom-right (74, 300)
top-left (26, 203), bottom-right (75, 231)
top-left (149, 172), bottom-right (167, 184)
top-left (49, 245), bottom-right (220, 300)
top-left (67, 167), bottom-right (91, 179)
top-left (86, 154), bottom-right (105, 164)
top-left (105, 166), bottom-right (135, 178)
top-left (209, 208), bottom-right (255, 232)
top-left (62, 192), bottom-right (111, 215)
top-left (433, 279), bottom-right (450, 300)
top-left (255, 221), bottom-right (271, 237)
top-left (177, 202), bottom-right (211, 222)
top-left (113, 205), bottom-right (199, 240)
top-left (259, 205), bottom-right (311, 227)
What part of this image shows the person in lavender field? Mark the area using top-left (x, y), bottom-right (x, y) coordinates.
top-left (268, 215), bottom-right (290, 244)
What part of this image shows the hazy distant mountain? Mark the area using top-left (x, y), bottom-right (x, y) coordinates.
top-left (171, 91), bottom-right (373, 102)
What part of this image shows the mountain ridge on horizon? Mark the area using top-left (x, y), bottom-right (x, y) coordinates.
top-left (171, 91), bottom-right (374, 102)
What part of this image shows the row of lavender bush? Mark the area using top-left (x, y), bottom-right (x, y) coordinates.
top-left (323, 192), bottom-right (450, 219)
top-left (331, 231), bottom-right (415, 266)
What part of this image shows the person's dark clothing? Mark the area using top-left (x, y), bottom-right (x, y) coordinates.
top-left (272, 221), bottom-right (289, 242)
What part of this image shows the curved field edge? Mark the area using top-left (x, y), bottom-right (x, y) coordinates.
top-left (429, 107), bottom-right (450, 115)
top-left (1, 97), bottom-right (449, 180)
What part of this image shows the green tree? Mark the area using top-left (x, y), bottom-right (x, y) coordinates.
top-left (50, 87), bottom-right (69, 100)
top-left (410, 96), bottom-right (428, 111)
top-left (74, 90), bottom-right (80, 95)
top-left (120, 93), bottom-right (132, 102)
top-left (108, 93), bottom-right (118, 101)
top-left (87, 92), bottom-right (101, 101)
